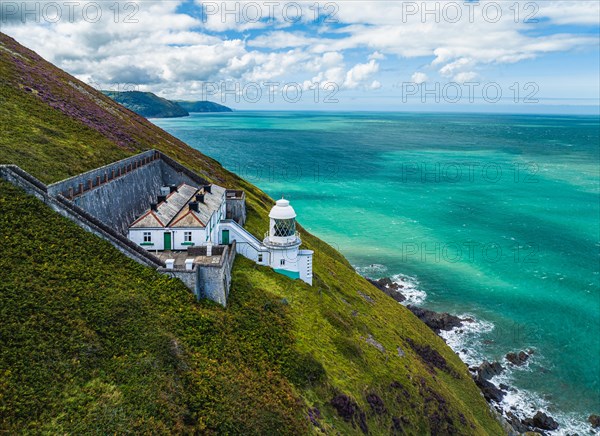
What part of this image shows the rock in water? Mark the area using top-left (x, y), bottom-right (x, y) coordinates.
top-left (506, 350), bottom-right (530, 366)
top-left (531, 411), bottom-right (559, 430)
top-left (476, 361), bottom-right (504, 381)
top-left (406, 305), bottom-right (464, 333)
top-left (472, 361), bottom-right (506, 403)
top-left (367, 277), bottom-right (406, 302)
top-left (473, 377), bottom-right (505, 403)
top-left (589, 414), bottom-right (600, 428)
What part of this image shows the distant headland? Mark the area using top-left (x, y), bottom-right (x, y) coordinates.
top-left (102, 90), bottom-right (232, 118)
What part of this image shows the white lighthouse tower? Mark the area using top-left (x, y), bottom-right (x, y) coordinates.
top-left (264, 198), bottom-right (313, 285)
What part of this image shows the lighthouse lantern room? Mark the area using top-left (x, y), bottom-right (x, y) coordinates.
top-left (264, 198), bottom-right (313, 285)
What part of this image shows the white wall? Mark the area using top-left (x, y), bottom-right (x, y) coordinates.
top-left (218, 220), bottom-right (269, 265)
top-left (268, 246), bottom-right (299, 273)
top-left (298, 250), bottom-right (314, 285)
top-left (171, 228), bottom-right (206, 250)
top-left (128, 228), bottom-right (165, 251)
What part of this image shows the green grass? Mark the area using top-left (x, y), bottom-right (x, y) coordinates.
top-left (0, 32), bottom-right (504, 434)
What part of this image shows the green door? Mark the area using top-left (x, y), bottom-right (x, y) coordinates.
top-left (164, 232), bottom-right (172, 250)
top-left (222, 229), bottom-right (229, 245)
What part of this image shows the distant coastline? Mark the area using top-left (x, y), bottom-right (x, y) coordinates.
top-left (102, 90), bottom-right (232, 118)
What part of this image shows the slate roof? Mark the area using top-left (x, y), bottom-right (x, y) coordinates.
top-left (130, 183), bottom-right (225, 229)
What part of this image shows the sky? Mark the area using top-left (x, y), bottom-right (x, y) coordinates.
top-left (1, 0), bottom-right (599, 112)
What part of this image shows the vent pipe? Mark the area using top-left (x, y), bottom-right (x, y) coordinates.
top-left (189, 202), bottom-right (199, 212)
top-left (204, 184), bottom-right (212, 194)
top-left (150, 203), bottom-right (158, 211)
top-left (157, 195), bottom-right (167, 203)
top-left (196, 193), bottom-right (205, 203)
top-left (169, 185), bottom-right (178, 193)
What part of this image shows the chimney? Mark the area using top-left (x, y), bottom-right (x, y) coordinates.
top-left (206, 242), bottom-right (213, 257)
top-left (196, 193), bottom-right (205, 203)
top-left (157, 195), bottom-right (167, 203)
top-left (150, 203), bottom-right (158, 211)
top-left (170, 185), bottom-right (178, 193)
top-left (204, 184), bottom-right (212, 194)
top-left (189, 202), bottom-right (199, 212)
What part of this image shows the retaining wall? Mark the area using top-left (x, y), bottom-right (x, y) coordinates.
top-left (47, 150), bottom-right (209, 235)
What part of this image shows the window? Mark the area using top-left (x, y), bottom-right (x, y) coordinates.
top-left (273, 219), bottom-right (295, 237)
top-left (184, 231), bottom-right (192, 242)
top-left (258, 254), bottom-right (263, 263)
top-left (143, 232), bottom-right (152, 242)
top-left (280, 259), bottom-right (285, 266)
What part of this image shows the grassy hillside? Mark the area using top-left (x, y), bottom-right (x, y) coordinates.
top-left (102, 91), bottom-right (189, 118)
top-left (0, 32), bottom-right (503, 434)
top-left (176, 100), bottom-right (233, 113)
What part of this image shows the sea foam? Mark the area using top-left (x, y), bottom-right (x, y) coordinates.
top-left (389, 273), bottom-right (427, 305)
top-left (440, 318), bottom-right (597, 435)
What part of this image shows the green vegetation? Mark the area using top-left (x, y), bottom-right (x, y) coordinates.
top-left (176, 100), bottom-right (233, 113)
top-left (0, 32), bottom-right (503, 434)
top-left (102, 91), bottom-right (189, 118)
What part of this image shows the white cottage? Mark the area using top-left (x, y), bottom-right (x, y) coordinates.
top-left (128, 183), bottom-right (226, 250)
top-left (129, 184), bottom-right (313, 285)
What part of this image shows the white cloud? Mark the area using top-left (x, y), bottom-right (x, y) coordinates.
top-left (453, 72), bottom-right (479, 83)
top-left (344, 59), bottom-right (380, 89)
top-left (369, 51), bottom-right (385, 60)
top-left (411, 72), bottom-right (428, 84)
top-left (370, 80), bottom-right (382, 90)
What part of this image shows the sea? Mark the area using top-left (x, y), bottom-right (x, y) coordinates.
top-left (153, 111), bottom-right (600, 434)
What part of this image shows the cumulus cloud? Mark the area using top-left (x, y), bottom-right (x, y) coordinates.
top-left (411, 72), bottom-right (428, 84)
top-left (344, 59), bottom-right (380, 89)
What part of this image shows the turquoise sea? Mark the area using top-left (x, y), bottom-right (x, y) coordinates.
top-left (154, 112), bottom-right (600, 433)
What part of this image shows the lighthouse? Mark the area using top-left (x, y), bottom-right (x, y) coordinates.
top-left (264, 198), bottom-right (313, 285)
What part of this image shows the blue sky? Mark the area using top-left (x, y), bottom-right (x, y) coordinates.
top-left (2, 1), bottom-right (599, 112)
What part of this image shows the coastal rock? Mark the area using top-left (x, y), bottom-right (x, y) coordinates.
top-left (588, 414), bottom-right (600, 428)
top-left (526, 411), bottom-right (558, 431)
top-left (476, 360), bottom-right (504, 381)
top-left (506, 350), bottom-right (530, 366)
top-left (406, 305), bottom-right (464, 334)
top-left (505, 411), bottom-right (531, 433)
top-left (367, 277), bottom-right (406, 303)
top-left (473, 375), bottom-right (506, 403)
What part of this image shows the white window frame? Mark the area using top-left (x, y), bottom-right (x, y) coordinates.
top-left (184, 231), bottom-right (192, 242)
top-left (258, 254), bottom-right (263, 263)
top-left (143, 232), bottom-right (152, 242)
top-left (280, 259), bottom-right (285, 266)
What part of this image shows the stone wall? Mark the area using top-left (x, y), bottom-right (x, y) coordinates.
top-left (157, 268), bottom-right (200, 296)
top-left (197, 241), bottom-right (236, 306)
top-left (47, 150), bottom-right (208, 235)
top-left (225, 190), bottom-right (246, 225)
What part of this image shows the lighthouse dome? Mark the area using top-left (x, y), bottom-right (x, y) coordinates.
top-left (269, 198), bottom-right (296, 220)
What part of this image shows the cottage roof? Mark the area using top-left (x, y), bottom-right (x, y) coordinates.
top-left (130, 183), bottom-right (225, 229)
top-left (170, 184), bottom-right (225, 228)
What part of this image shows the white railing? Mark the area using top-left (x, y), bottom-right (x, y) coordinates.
top-left (263, 231), bottom-right (301, 246)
